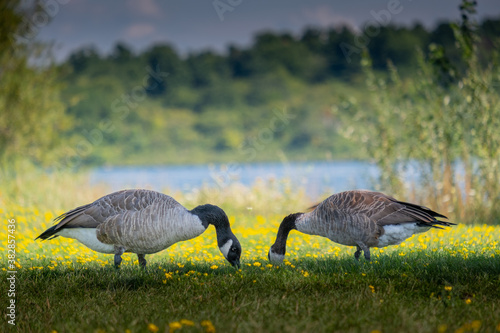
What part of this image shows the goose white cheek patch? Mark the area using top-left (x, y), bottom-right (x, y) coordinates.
top-left (268, 250), bottom-right (285, 264)
top-left (219, 239), bottom-right (233, 258)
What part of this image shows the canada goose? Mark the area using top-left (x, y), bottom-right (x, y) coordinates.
top-left (36, 189), bottom-right (241, 268)
top-left (268, 190), bottom-right (454, 264)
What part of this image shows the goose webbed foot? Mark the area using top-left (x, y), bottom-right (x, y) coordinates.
top-left (138, 254), bottom-right (147, 268)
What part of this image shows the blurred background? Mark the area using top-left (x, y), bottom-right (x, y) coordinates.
top-left (1, 0), bottom-right (499, 223)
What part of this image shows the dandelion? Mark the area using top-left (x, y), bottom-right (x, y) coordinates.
top-left (180, 319), bottom-right (195, 326)
top-left (210, 265), bottom-right (218, 270)
top-left (253, 262), bottom-right (261, 267)
top-left (201, 320), bottom-right (216, 333)
top-left (465, 298), bottom-right (472, 304)
top-left (369, 285), bottom-right (375, 293)
top-left (444, 286), bottom-right (452, 291)
top-left (148, 323), bottom-right (159, 332)
top-left (169, 321), bottom-right (182, 332)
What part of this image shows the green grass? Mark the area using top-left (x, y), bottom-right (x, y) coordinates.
top-left (3, 173), bottom-right (500, 332)
top-left (7, 251), bottom-right (500, 333)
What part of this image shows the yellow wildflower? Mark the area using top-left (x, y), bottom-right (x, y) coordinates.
top-left (147, 323), bottom-right (159, 332)
top-left (180, 319), bottom-right (195, 326)
top-left (169, 321), bottom-right (182, 332)
top-left (471, 320), bottom-right (481, 331)
top-left (201, 320), bottom-right (216, 333)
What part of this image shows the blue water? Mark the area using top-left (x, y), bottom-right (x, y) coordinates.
top-left (90, 160), bottom-right (380, 200)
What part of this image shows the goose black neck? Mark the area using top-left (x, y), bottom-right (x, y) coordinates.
top-left (271, 213), bottom-right (301, 255)
top-left (191, 204), bottom-right (232, 246)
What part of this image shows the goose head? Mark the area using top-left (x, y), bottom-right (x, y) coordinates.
top-left (268, 213), bottom-right (300, 264)
top-left (219, 236), bottom-right (241, 268)
top-left (191, 204), bottom-right (241, 268)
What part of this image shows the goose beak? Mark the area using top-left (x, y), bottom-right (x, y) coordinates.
top-left (231, 259), bottom-right (240, 269)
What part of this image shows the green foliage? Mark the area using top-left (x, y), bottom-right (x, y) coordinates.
top-left (334, 1), bottom-right (500, 224)
top-left (0, 0), bottom-right (72, 168)
top-left (51, 13), bottom-right (500, 167)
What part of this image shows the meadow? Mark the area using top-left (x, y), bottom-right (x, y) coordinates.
top-left (2, 179), bottom-right (500, 333)
top-left (2, 1), bottom-right (500, 332)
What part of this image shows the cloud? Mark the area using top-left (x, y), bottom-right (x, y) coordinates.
top-left (126, 0), bottom-right (164, 18)
top-left (123, 23), bottom-right (156, 39)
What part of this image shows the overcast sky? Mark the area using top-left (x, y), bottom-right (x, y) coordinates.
top-left (34, 0), bottom-right (500, 61)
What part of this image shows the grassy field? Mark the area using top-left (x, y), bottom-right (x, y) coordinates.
top-left (2, 183), bottom-right (500, 333)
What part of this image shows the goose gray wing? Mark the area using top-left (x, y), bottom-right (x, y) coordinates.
top-left (319, 190), bottom-right (449, 227)
top-left (52, 189), bottom-right (183, 230)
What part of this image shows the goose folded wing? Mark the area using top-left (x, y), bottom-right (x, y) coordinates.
top-left (365, 193), bottom-right (447, 226)
top-left (52, 189), bottom-right (181, 230)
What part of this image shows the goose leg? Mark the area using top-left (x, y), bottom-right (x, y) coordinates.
top-left (114, 246), bottom-right (125, 268)
top-left (137, 254), bottom-right (147, 268)
top-left (356, 242), bottom-right (371, 261)
top-left (354, 245), bottom-right (362, 260)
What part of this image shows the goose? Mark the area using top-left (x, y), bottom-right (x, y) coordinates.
top-left (36, 189), bottom-right (242, 268)
top-left (268, 190), bottom-right (455, 264)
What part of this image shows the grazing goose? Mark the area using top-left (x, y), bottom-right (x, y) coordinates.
top-left (268, 190), bottom-right (455, 264)
top-left (36, 189), bottom-right (241, 268)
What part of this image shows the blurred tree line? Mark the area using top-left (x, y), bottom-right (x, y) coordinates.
top-left (1, 0), bottom-right (499, 169)
top-left (57, 13), bottom-right (499, 166)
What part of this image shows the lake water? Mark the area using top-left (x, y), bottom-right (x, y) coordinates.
top-left (90, 160), bottom-right (381, 200)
